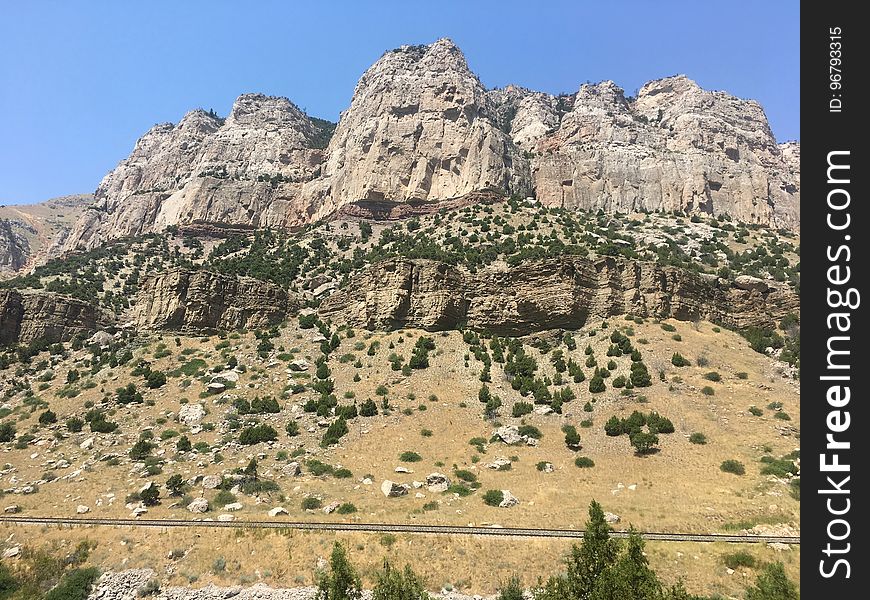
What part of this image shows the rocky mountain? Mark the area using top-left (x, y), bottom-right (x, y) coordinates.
top-left (0, 194), bottom-right (91, 275)
top-left (57, 39), bottom-right (799, 255)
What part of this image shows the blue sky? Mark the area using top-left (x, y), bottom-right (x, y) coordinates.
top-left (0, 0), bottom-right (799, 205)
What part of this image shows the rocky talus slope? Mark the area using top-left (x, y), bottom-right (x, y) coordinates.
top-left (320, 257), bottom-right (799, 335)
top-left (89, 569), bottom-right (497, 600)
top-left (132, 268), bottom-right (298, 332)
top-left (59, 38), bottom-right (799, 254)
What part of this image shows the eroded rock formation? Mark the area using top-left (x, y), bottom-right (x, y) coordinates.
top-left (59, 38), bottom-right (799, 255)
top-left (132, 268), bottom-right (298, 332)
top-left (319, 257), bottom-right (799, 335)
top-left (0, 289), bottom-right (110, 345)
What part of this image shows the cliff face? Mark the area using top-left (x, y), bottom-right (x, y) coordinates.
top-left (0, 220), bottom-right (28, 273)
top-left (60, 39), bottom-right (799, 254)
top-left (63, 96), bottom-right (331, 252)
top-left (0, 289), bottom-right (110, 345)
top-left (132, 268), bottom-right (298, 332)
top-left (308, 39), bottom-right (530, 219)
top-left (319, 257), bottom-right (799, 335)
top-left (527, 77), bottom-right (800, 229)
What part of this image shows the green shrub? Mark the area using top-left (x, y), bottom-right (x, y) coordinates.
top-left (239, 424), bottom-right (278, 445)
top-left (703, 371), bottom-right (722, 382)
top-left (302, 497), bottom-right (323, 510)
top-left (723, 551), bottom-right (756, 569)
top-left (482, 490), bottom-right (504, 506)
top-left (518, 424), bottom-right (542, 439)
top-left (630, 431), bottom-right (659, 454)
top-left (336, 503), bottom-right (357, 514)
top-left (720, 459), bottom-right (746, 475)
top-left (454, 469), bottom-right (477, 483)
top-left (689, 432), bottom-right (707, 445)
top-left (44, 567), bottom-right (100, 600)
top-left (671, 353), bottom-right (690, 367)
top-left (574, 456), bottom-right (595, 468)
top-left (399, 451), bottom-right (422, 462)
top-left (748, 406), bottom-right (763, 416)
top-left (446, 483), bottom-right (474, 497)
top-left (512, 401), bottom-right (533, 417)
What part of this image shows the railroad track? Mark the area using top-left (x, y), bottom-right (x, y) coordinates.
top-left (0, 516), bottom-right (800, 545)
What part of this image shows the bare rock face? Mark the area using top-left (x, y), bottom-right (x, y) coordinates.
top-left (310, 39), bottom-right (530, 220)
top-left (60, 40), bottom-right (799, 254)
top-left (0, 220), bottom-right (28, 273)
top-left (62, 96), bottom-right (331, 252)
top-left (0, 289), bottom-right (110, 345)
top-left (132, 268), bottom-right (297, 332)
top-left (532, 77), bottom-right (799, 229)
top-left (319, 257), bottom-right (798, 335)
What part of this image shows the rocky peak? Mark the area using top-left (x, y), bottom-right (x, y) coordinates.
top-left (309, 38), bottom-right (529, 218)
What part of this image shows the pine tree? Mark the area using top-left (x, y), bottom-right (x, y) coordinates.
top-left (372, 560), bottom-right (431, 600)
top-left (316, 542), bottom-right (362, 600)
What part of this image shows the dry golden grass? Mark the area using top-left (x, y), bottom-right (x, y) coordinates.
top-left (0, 523), bottom-right (799, 596)
top-left (1, 317), bottom-right (799, 595)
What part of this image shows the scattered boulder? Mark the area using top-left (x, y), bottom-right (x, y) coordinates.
top-left (534, 405), bottom-right (555, 416)
top-left (222, 502), bottom-right (243, 512)
top-left (494, 425), bottom-right (523, 445)
top-left (217, 514), bottom-right (235, 522)
top-left (268, 506), bottom-right (289, 517)
top-left (206, 382), bottom-right (226, 394)
top-left (540, 462), bottom-right (555, 473)
top-left (80, 437), bottom-right (94, 450)
top-left (4, 505), bottom-right (21, 514)
top-left (426, 473), bottom-right (450, 493)
top-left (499, 490), bottom-right (519, 508)
top-left (487, 457), bottom-right (511, 470)
top-left (179, 403), bottom-right (206, 426)
top-left (604, 512), bottom-right (621, 524)
top-left (88, 331), bottom-right (114, 348)
top-left (210, 370), bottom-right (240, 384)
top-left (322, 501), bottom-right (341, 514)
top-left (2, 546), bottom-right (21, 558)
top-left (394, 466), bottom-right (412, 474)
top-left (381, 480), bottom-right (410, 497)
top-left (131, 507), bottom-right (148, 517)
top-left (201, 475), bottom-right (222, 489)
top-left (282, 462), bottom-right (301, 477)
top-left (289, 359), bottom-right (310, 372)
top-left (187, 497), bottom-right (209, 513)
top-left (76, 505), bottom-right (90, 514)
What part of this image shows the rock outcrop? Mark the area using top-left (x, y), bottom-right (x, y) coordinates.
top-left (319, 257), bottom-right (798, 335)
top-left (0, 289), bottom-right (110, 345)
top-left (309, 39), bottom-right (530, 218)
top-left (60, 39), bottom-right (799, 255)
top-left (529, 77), bottom-right (799, 229)
top-left (62, 97), bottom-right (332, 252)
top-left (0, 220), bottom-right (28, 273)
top-left (132, 268), bottom-right (297, 332)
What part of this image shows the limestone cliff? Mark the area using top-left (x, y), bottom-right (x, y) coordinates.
top-left (308, 39), bottom-right (530, 219)
top-left (63, 97), bottom-right (331, 252)
top-left (319, 257), bottom-right (798, 335)
top-left (132, 268), bottom-right (298, 332)
top-left (61, 39), bottom-right (800, 254)
top-left (0, 289), bottom-right (110, 345)
top-left (529, 77), bottom-right (799, 229)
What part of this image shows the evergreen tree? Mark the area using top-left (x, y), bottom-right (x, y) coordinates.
top-left (316, 542), bottom-right (362, 600)
top-left (372, 560), bottom-right (431, 600)
top-left (745, 563), bottom-right (799, 600)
